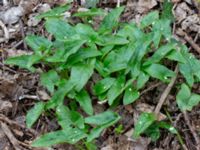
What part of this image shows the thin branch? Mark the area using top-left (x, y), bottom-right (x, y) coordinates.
top-left (176, 28), bottom-right (200, 54)
top-left (183, 111), bottom-right (200, 150)
top-left (0, 20), bottom-right (9, 43)
top-left (1, 122), bottom-right (22, 150)
top-left (154, 65), bottom-right (178, 115)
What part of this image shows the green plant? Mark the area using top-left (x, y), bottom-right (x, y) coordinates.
top-left (5, 3), bottom-right (200, 148)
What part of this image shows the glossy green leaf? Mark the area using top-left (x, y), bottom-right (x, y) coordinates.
top-left (152, 19), bottom-right (171, 47)
top-left (67, 47), bottom-right (102, 66)
top-left (85, 141), bottom-right (97, 150)
top-left (70, 59), bottom-right (95, 91)
top-left (133, 112), bottom-right (156, 138)
top-left (46, 39), bottom-right (86, 62)
top-left (45, 18), bottom-right (76, 40)
top-left (144, 121), bottom-right (177, 141)
top-left (117, 23), bottom-right (143, 40)
top-left (179, 51), bottom-right (200, 87)
top-left (87, 114), bottom-right (120, 142)
top-left (166, 49), bottom-right (186, 63)
top-left (40, 70), bottom-right (60, 93)
top-left (5, 54), bottom-right (41, 72)
top-left (96, 35), bottom-right (129, 46)
top-left (37, 5), bottom-right (71, 19)
top-left (32, 128), bottom-right (87, 147)
top-left (46, 79), bottom-right (75, 109)
top-left (176, 84), bottom-right (200, 111)
top-left (108, 76), bottom-right (125, 105)
top-left (85, 110), bottom-right (119, 125)
top-left (140, 11), bottom-right (159, 28)
top-left (123, 87), bottom-right (140, 105)
top-left (144, 123), bottom-right (160, 141)
top-left (97, 92), bottom-right (107, 101)
top-left (75, 23), bottom-right (98, 40)
top-left (157, 122), bottom-right (177, 134)
top-left (152, 31), bottom-right (162, 48)
top-left (104, 43), bottom-right (135, 75)
top-left (26, 102), bottom-right (45, 128)
top-left (161, 0), bottom-right (174, 21)
top-left (99, 6), bottom-right (124, 33)
top-left (25, 35), bottom-right (52, 55)
top-left (93, 77), bottom-right (116, 95)
top-left (136, 72), bottom-right (149, 90)
top-left (144, 64), bottom-right (175, 82)
top-left (70, 111), bottom-right (85, 129)
top-left (56, 105), bottom-right (72, 130)
top-left (75, 90), bottom-right (93, 115)
top-left (128, 34), bottom-right (152, 77)
top-left (145, 43), bottom-right (177, 65)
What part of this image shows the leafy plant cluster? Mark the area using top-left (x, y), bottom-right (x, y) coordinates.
top-left (5, 3), bottom-right (200, 148)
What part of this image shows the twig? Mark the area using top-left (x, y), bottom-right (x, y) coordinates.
top-left (19, 19), bottom-right (27, 50)
top-left (176, 28), bottom-right (200, 54)
top-left (141, 82), bottom-right (162, 95)
top-left (11, 40), bottom-right (23, 49)
top-left (0, 62), bottom-right (16, 73)
top-left (1, 122), bottom-right (22, 150)
top-left (0, 114), bottom-right (37, 136)
top-left (18, 94), bottom-right (39, 100)
top-left (154, 65), bottom-right (178, 116)
top-left (183, 111), bottom-right (200, 150)
top-left (0, 20), bottom-right (9, 43)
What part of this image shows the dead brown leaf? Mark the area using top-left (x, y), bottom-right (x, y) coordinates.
top-left (0, 99), bottom-right (12, 114)
top-left (136, 0), bottom-right (157, 13)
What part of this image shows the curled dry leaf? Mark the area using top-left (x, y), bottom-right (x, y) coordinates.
top-left (0, 6), bottom-right (24, 24)
top-left (174, 2), bottom-right (194, 22)
top-left (37, 3), bottom-right (51, 13)
top-left (101, 145), bottom-right (113, 150)
top-left (0, 80), bottom-right (24, 100)
top-left (181, 14), bottom-right (200, 32)
top-left (0, 99), bottom-right (12, 114)
top-left (37, 90), bottom-right (51, 100)
top-left (27, 13), bottom-right (41, 27)
top-left (136, 0), bottom-right (157, 13)
top-left (125, 129), bottom-right (151, 150)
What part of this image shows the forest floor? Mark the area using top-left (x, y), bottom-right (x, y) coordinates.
top-left (0, 0), bottom-right (200, 150)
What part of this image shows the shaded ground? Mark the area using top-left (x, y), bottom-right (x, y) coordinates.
top-left (0, 0), bottom-right (200, 150)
